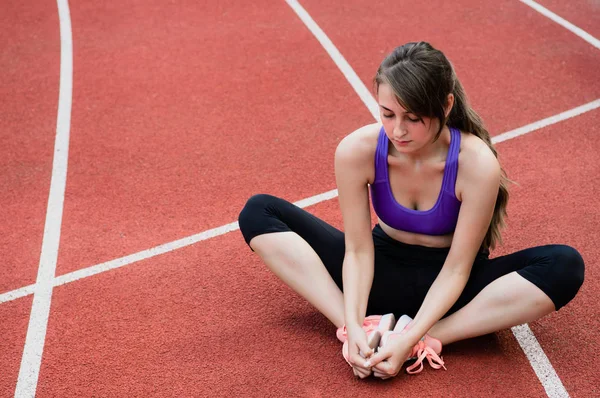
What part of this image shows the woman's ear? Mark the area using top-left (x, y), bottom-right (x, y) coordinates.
top-left (444, 93), bottom-right (455, 118)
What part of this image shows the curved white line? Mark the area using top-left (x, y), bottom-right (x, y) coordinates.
top-left (0, 99), bottom-right (598, 307)
top-left (285, 0), bottom-right (380, 121)
top-left (14, 0), bottom-right (73, 396)
top-left (1, 1), bottom-right (597, 396)
top-left (520, 0), bottom-right (600, 50)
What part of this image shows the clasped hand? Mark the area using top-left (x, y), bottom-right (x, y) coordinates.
top-left (346, 323), bottom-right (413, 380)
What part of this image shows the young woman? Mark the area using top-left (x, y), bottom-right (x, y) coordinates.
top-left (237, 42), bottom-right (584, 380)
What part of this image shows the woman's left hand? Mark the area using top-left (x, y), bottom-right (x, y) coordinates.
top-left (366, 334), bottom-right (414, 380)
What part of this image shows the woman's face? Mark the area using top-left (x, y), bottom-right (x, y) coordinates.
top-left (377, 83), bottom-right (440, 154)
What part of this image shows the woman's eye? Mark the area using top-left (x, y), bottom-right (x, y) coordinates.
top-left (407, 116), bottom-right (420, 122)
top-left (383, 114), bottom-right (394, 119)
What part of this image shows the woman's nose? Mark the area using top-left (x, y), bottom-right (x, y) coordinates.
top-left (393, 124), bottom-right (406, 138)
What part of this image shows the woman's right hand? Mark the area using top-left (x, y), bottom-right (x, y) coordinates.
top-left (345, 322), bottom-right (375, 378)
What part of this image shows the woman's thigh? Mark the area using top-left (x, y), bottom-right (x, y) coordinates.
top-left (448, 244), bottom-right (584, 314)
top-left (239, 194), bottom-right (347, 287)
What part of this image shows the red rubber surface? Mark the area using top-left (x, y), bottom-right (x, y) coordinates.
top-left (55, 0), bottom-right (372, 275)
top-left (300, 0), bottom-right (600, 134)
top-left (39, 201), bottom-right (547, 397)
top-left (0, 0), bottom-right (60, 293)
top-left (536, 0), bottom-right (600, 39)
top-left (0, 297), bottom-right (32, 395)
top-left (497, 108), bottom-right (600, 397)
top-left (2, 0), bottom-right (599, 396)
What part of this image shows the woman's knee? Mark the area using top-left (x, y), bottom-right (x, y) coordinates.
top-left (238, 194), bottom-right (285, 246)
top-left (546, 245), bottom-right (585, 309)
top-left (239, 194), bottom-right (274, 225)
top-left (552, 245), bottom-right (585, 287)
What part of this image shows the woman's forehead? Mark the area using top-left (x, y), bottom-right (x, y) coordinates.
top-left (377, 83), bottom-right (408, 113)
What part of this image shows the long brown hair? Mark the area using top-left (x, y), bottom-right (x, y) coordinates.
top-left (374, 41), bottom-right (509, 250)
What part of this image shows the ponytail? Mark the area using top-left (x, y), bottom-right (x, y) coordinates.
top-left (448, 78), bottom-right (510, 250)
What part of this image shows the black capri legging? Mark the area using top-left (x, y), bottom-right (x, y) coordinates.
top-left (238, 194), bottom-right (585, 318)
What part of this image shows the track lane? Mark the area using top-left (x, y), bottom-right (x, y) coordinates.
top-left (299, 0), bottom-right (600, 136)
top-left (496, 108), bottom-right (600, 397)
top-left (37, 106), bottom-right (600, 398)
top-left (0, 1), bottom-right (61, 294)
top-left (38, 198), bottom-right (546, 397)
top-left (56, 0), bottom-right (373, 276)
top-left (7, 0), bottom-right (597, 396)
top-left (534, 0), bottom-right (600, 40)
top-left (0, 297), bottom-right (32, 396)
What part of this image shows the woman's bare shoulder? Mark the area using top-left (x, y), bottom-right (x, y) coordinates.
top-left (336, 123), bottom-right (382, 160)
top-left (335, 123), bottom-right (381, 185)
top-left (459, 132), bottom-right (499, 170)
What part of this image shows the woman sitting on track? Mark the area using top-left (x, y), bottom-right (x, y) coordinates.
top-left (237, 41), bottom-right (585, 380)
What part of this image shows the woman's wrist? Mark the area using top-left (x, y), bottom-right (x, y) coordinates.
top-left (402, 325), bottom-right (426, 346)
top-left (343, 297), bottom-right (367, 327)
top-left (343, 309), bottom-right (363, 328)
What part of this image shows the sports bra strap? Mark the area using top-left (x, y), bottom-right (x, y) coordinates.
top-left (442, 127), bottom-right (461, 193)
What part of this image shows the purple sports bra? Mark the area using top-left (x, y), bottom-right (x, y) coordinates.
top-left (370, 127), bottom-right (462, 236)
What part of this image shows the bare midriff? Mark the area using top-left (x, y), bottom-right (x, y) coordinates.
top-left (378, 219), bottom-right (453, 248)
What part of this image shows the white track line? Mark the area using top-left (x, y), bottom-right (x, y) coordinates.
top-left (14, 1), bottom-right (73, 397)
top-left (0, 94), bottom-right (591, 304)
top-left (520, 0), bottom-right (600, 50)
top-left (512, 324), bottom-right (569, 398)
top-left (53, 222), bottom-right (240, 286)
top-left (284, 0), bottom-right (380, 121)
top-left (2, 6), bottom-right (596, 309)
top-left (0, 284), bottom-right (36, 304)
top-left (494, 99), bottom-right (600, 144)
top-left (3, 100), bottom-right (599, 307)
top-left (2, 0), bottom-right (597, 396)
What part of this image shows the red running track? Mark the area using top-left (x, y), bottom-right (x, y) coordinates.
top-left (1, 0), bottom-right (599, 396)
top-left (0, 1), bottom-right (60, 294)
top-left (55, 0), bottom-right (373, 275)
top-left (535, 0), bottom-right (600, 39)
top-left (299, 0), bottom-right (600, 134)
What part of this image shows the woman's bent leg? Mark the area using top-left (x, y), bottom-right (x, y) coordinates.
top-left (427, 245), bottom-right (585, 345)
top-left (238, 194), bottom-right (347, 328)
top-left (429, 272), bottom-right (555, 345)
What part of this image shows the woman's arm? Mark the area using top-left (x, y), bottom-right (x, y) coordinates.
top-left (402, 141), bottom-right (502, 346)
top-left (334, 127), bottom-right (377, 327)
